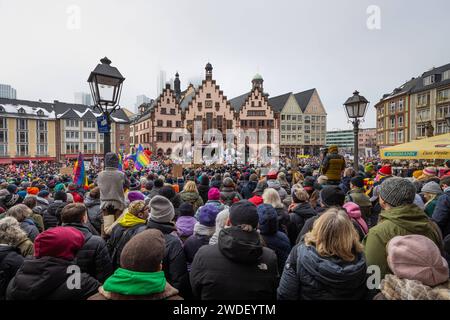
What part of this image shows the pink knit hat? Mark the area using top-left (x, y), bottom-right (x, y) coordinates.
top-left (422, 167), bottom-right (437, 177)
top-left (208, 187), bottom-right (220, 201)
top-left (387, 235), bottom-right (449, 287)
top-left (342, 202), bottom-right (368, 234)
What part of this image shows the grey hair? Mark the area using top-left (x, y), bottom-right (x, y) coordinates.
top-left (6, 204), bottom-right (32, 222)
top-left (0, 217), bottom-right (28, 246)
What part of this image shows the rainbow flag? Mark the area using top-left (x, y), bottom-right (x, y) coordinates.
top-left (118, 152), bottom-right (123, 172)
top-left (73, 152), bottom-right (89, 190)
top-left (134, 144), bottom-right (150, 171)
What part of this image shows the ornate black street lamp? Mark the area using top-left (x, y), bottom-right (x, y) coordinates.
top-left (343, 90), bottom-right (369, 171)
top-left (88, 57), bottom-right (125, 156)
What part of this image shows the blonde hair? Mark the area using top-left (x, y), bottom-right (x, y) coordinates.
top-left (292, 171), bottom-right (304, 185)
top-left (263, 188), bottom-right (284, 209)
top-left (183, 181), bottom-right (198, 193)
top-left (304, 207), bottom-right (363, 262)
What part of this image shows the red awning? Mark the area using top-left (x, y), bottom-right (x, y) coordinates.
top-left (10, 157), bottom-right (56, 163)
top-left (0, 158), bottom-right (12, 164)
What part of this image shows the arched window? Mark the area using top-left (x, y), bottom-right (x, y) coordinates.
top-left (18, 108), bottom-right (26, 114)
top-left (0, 105), bottom-right (4, 113)
top-left (37, 110), bottom-right (44, 116)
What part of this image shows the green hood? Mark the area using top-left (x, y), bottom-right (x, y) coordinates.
top-left (180, 191), bottom-right (199, 202)
top-left (103, 268), bottom-right (166, 296)
top-left (379, 205), bottom-right (432, 234)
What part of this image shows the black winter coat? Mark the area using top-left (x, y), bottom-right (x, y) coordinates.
top-left (275, 207), bottom-right (290, 235)
top-left (183, 234), bottom-right (211, 266)
top-left (84, 196), bottom-right (102, 234)
top-left (277, 244), bottom-right (368, 300)
top-left (44, 200), bottom-right (67, 229)
top-left (0, 246), bottom-right (24, 300)
top-left (6, 256), bottom-right (99, 300)
top-left (241, 181), bottom-right (258, 199)
top-left (63, 223), bottom-right (113, 283)
top-left (147, 219), bottom-right (190, 297)
top-left (287, 203), bottom-right (317, 246)
top-left (190, 227), bottom-right (279, 300)
top-left (198, 184), bottom-right (210, 204)
top-left (107, 223), bottom-right (147, 270)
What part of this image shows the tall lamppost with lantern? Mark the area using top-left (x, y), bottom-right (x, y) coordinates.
top-left (343, 90), bottom-right (369, 171)
top-left (87, 57), bottom-right (125, 157)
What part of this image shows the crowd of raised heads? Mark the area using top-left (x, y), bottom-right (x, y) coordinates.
top-left (0, 148), bottom-right (450, 300)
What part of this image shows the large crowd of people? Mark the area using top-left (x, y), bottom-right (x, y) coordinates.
top-left (1, 147), bottom-right (450, 300)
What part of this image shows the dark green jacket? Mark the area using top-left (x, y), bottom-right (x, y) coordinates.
top-left (363, 205), bottom-right (441, 280)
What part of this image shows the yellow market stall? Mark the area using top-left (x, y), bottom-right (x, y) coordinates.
top-left (380, 133), bottom-right (450, 160)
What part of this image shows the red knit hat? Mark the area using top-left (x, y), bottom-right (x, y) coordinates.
top-left (34, 227), bottom-right (85, 260)
top-left (267, 169), bottom-right (278, 180)
top-left (378, 165), bottom-right (392, 176)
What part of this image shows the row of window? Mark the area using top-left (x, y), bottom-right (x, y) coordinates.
top-left (156, 120), bottom-right (183, 128)
top-left (65, 120), bottom-right (126, 130)
top-left (281, 124), bottom-right (326, 132)
top-left (65, 143), bottom-right (105, 154)
top-left (281, 115), bottom-right (325, 122)
top-left (240, 120), bottom-right (274, 128)
top-left (281, 135), bottom-right (325, 142)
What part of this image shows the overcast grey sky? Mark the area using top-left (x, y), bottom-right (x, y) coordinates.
top-left (1, 0), bottom-right (449, 129)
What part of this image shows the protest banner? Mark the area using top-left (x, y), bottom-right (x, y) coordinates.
top-left (60, 166), bottom-right (73, 176)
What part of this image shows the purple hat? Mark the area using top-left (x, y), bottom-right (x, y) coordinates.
top-left (208, 187), bottom-right (220, 201)
top-left (198, 204), bottom-right (219, 227)
top-left (128, 191), bottom-right (145, 203)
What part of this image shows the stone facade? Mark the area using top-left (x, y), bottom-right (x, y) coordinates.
top-left (131, 63), bottom-right (327, 160)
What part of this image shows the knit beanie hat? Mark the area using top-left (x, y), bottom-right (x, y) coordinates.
top-left (54, 190), bottom-right (68, 202)
top-left (257, 204), bottom-right (278, 235)
top-left (120, 229), bottom-right (165, 272)
top-left (150, 195), bottom-right (175, 223)
top-left (37, 190), bottom-right (50, 198)
top-left (387, 235), bottom-right (449, 287)
top-left (378, 165), bottom-right (392, 176)
top-left (198, 204), bottom-right (219, 227)
top-left (129, 178), bottom-right (141, 191)
top-left (379, 177), bottom-right (416, 207)
top-left (223, 177), bottom-right (234, 188)
top-left (351, 176), bottom-right (365, 189)
top-left (54, 183), bottom-right (66, 192)
top-left (422, 167), bottom-right (438, 177)
top-left (413, 170), bottom-right (423, 179)
top-left (267, 169), bottom-right (278, 180)
top-left (365, 164), bottom-right (374, 173)
top-left (105, 152), bottom-right (119, 168)
top-left (27, 187), bottom-right (39, 195)
top-left (34, 227), bottom-right (85, 260)
top-left (6, 184), bottom-right (18, 194)
top-left (158, 186), bottom-right (176, 200)
top-left (179, 202), bottom-right (194, 217)
top-left (128, 191), bottom-right (145, 203)
top-left (128, 200), bottom-right (146, 216)
top-left (421, 181), bottom-right (443, 195)
top-left (154, 179), bottom-right (164, 188)
top-left (320, 186), bottom-right (345, 207)
top-left (229, 200), bottom-right (258, 228)
top-left (208, 187), bottom-right (220, 201)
